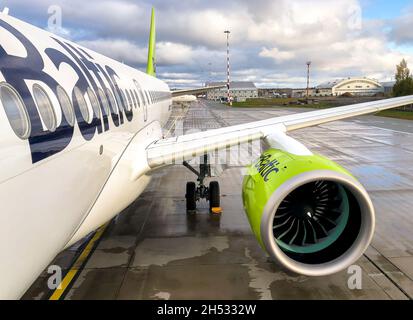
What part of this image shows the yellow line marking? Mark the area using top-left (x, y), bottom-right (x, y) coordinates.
top-left (164, 114), bottom-right (183, 138)
top-left (49, 223), bottom-right (109, 300)
top-left (164, 104), bottom-right (191, 138)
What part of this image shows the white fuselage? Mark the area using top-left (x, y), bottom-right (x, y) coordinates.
top-left (0, 13), bottom-right (172, 298)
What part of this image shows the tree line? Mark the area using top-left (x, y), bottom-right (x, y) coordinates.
top-left (394, 59), bottom-right (413, 97)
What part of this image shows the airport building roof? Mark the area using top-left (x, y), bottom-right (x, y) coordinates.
top-left (316, 77), bottom-right (382, 89)
top-left (316, 79), bottom-right (342, 89)
top-left (380, 81), bottom-right (396, 88)
top-left (206, 81), bottom-right (257, 89)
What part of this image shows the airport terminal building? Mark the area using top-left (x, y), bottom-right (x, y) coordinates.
top-left (292, 77), bottom-right (385, 97)
top-left (206, 81), bottom-right (258, 102)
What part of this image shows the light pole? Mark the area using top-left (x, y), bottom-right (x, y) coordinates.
top-left (306, 61), bottom-right (311, 100)
top-left (224, 30), bottom-right (232, 106)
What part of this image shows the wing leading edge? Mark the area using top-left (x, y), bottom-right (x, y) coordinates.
top-left (147, 95), bottom-right (413, 168)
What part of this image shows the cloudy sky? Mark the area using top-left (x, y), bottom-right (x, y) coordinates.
top-left (2, 0), bottom-right (413, 88)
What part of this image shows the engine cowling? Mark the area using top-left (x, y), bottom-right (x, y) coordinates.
top-left (242, 148), bottom-right (375, 276)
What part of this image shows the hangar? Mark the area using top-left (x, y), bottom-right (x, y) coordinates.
top-left (315, 77), bottom-right (384, 97)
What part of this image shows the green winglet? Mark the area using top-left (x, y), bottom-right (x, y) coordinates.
top-left (146, 7), bottom-right (156, 77)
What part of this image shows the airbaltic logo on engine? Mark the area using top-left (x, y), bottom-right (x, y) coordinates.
top-left (254, 154), bottom-right (280, 182)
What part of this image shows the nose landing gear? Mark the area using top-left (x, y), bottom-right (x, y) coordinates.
top-left (184, 154), bottom-right (221, 214)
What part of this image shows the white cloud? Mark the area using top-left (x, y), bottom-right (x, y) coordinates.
top-left (79, 39), bottom-right (197, 65)
top-left (259, 48), bottom-right (295, 62)
top-left (3, 0), bottom-right (413, 88)
top-left (78, 39), bottom-right (148, 65)
top-left (157, 42), bottom-right (194, 65)
top-left (390, 6), bottom-right (413, 44)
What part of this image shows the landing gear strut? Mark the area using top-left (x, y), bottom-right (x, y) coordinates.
top-left (184, 154), bottom-right (221, 214)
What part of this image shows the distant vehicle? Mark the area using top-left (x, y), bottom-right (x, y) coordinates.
top-left (220, 97), bottom-right (233, 103)
top-left (273, 93), bottom-right (288, 98)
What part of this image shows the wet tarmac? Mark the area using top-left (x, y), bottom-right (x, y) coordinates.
top-left (24, 100), bottom-right (413, 300)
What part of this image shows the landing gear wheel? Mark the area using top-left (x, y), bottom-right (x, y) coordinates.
top-left (209, 181), bottom-right (221, 213)
top-left (183, 155), bottom-right (222, 214)
top-left (186, 182), bottom-right (197, 212)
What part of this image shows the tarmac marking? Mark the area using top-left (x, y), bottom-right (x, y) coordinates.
top-left (164, 104), bottom-right (191, 138)
top-left (47, 102), bottom-right (187, 300)
top-left (49, 223), bottom-right (109, 300)
top-left (364, 249), bottom-right (412, 300)
top-left (354, 120), bottom-right (413, 135)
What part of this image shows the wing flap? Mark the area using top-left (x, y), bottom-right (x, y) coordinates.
top-left (147, 127), bottom-right (274, 167)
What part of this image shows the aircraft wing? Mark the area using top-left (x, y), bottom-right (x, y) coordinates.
top-left (171, 85), bottom-right (226, 97)
top-left (147, 95), bottom-right (413, 168)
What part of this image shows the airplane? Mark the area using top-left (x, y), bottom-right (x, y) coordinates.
top-left (1, 7), bottom-right (413, 299)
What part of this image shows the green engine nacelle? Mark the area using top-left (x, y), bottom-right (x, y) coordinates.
top-left (242, 148), bottom-right (375, 276)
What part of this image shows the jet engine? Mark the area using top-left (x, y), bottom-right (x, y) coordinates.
top-left (242, 148), bottom-right (375, 276)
